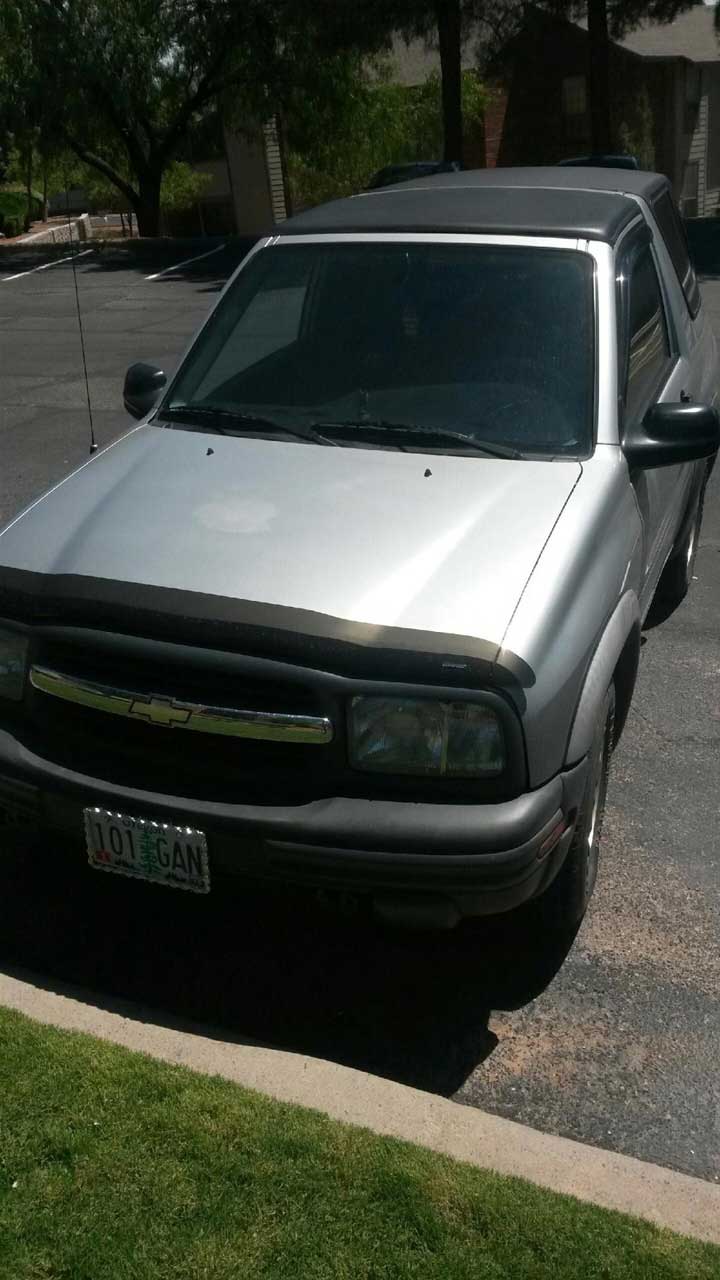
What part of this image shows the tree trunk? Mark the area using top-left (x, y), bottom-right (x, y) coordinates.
top-left (132, 173), bottom-right (162, 237)
top-left (435, 0), bottom-right (463, 165)
top-left (587, 0), bottom-right (613, 154)
top-left (25, 146), bottom-right (34, 232)
top-left (42, 167), bottom-right (49, 222)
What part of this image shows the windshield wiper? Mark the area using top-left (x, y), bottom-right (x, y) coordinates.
top-left (158, 404), bottom-right (336, 446)
top-left (311, 419), bottom-right (523, 459)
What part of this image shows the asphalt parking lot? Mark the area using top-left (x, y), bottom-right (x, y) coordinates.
top-left (0, 245), bottom-right (718, 1184)
top-left (0, 241), bottom-right (247, 528)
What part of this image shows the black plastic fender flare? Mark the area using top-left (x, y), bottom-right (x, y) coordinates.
top-left (565, 590), bottom-right (640, 766)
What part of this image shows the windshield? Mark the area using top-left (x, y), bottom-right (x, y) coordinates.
top-left (164, 241), bottom-right (595, 457)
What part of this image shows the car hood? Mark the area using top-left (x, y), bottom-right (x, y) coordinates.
top-left (0, 426), bottom-right (581, 650)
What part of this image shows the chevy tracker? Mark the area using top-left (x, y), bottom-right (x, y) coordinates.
top-left (0, 167), bottom-right (717, 930)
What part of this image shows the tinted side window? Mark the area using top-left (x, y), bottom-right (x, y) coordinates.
top-left (625, 247), bottom-right (672, 423)
top-left (652, 191), bottom-right (701, 317)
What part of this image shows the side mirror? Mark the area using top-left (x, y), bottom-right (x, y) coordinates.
top-left (123, 362), bottom-right (167, 420)
top-left (624, 402), bottom-right (720, 469)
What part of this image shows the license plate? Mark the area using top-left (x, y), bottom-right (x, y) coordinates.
top-left (84, 807), bottom-right (210, 893)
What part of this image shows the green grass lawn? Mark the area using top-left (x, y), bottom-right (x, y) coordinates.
top-left (0, 1007), bottom-right (717, 1280)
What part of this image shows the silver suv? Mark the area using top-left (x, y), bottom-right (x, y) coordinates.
top-left (0, 168), bottom-right (717, 930)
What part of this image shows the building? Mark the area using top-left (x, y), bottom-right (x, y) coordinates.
top-left (617, 5), bottom-right (720, 216)
top-left (496, 4), bottom-right (720, 217)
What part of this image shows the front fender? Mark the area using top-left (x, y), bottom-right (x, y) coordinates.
top-left (565, 590), bottom-right (640, 765)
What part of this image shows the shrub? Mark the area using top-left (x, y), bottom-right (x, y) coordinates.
top-left (2, 215), bottom-right (22, 238)
top-left (0, 188), bottom-right (43, 226)
top-left (160, 161), bottom-right (213, 216)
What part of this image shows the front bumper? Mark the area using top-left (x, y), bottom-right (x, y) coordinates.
top-left (0, 726), bottom-right (587, 923)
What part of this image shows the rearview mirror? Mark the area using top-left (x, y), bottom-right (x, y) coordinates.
top-left (624, 402), bottom-right (720, 469)
top-left (123, 362), bottom-right (167, 420)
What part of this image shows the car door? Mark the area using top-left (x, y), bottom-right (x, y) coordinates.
top-left (618, 230), bottom-right (693, 605)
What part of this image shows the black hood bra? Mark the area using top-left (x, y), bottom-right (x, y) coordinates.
top-left (0, 564), bottom-right (534, 690)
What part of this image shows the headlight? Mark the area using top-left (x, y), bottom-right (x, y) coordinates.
top-left (0, 627), bottom-right (28, 702)
top-left (349, 697), bottom-right (505, 778)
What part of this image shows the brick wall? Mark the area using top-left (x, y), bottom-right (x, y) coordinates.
top-left (483, 92), bottom-right (509, 168)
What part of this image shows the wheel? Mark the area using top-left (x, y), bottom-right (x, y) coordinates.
top-left (534, 684), bottom-right (615, 931)
top-left (657, 476), bottom-right (707, 609)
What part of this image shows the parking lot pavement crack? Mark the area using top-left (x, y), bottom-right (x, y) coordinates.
top-left (627, 703), bottom-right (720, 747)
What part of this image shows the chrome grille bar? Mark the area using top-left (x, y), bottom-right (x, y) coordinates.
top-left (29, 666), bottom-right (334, 745)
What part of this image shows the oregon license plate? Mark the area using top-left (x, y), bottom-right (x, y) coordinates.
top-left (84, 807), bottom-right (210, 893)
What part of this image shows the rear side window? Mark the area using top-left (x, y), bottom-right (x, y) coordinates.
top-left (652, 191), bottom-right (701, 317)
top-left (625, 246), bottom-right (672, 423)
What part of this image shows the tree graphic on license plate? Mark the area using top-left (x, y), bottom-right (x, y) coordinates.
top-left (137, 828), bottom-right (161, 878)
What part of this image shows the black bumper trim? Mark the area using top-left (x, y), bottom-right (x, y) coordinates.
top-left (0, 726), bottom-right (587, 915)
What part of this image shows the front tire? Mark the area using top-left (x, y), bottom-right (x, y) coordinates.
top-left (534, 685), bottom-right (615, 931)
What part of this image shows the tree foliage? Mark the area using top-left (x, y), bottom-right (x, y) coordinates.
top-left (287, 61), bottom-right (489, 208)
top-left (617, 85), bottom-right (656, 171)
top-left (346, 1), bottom-right (498, 164)
top-left (0, 0), bottom-right (305, 235)
top-left (159, 162), bottom-right (213, 217)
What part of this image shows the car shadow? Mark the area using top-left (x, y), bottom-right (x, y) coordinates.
top-left (0, 838), bottom-right (576, 1097)
top-left (642, 591), bottom-right (683, 630)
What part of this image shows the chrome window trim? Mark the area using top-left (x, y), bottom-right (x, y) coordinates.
top-left (29, 666), bottom-right (334, 745)
top-left (271, 230), bottom-right (587, 248)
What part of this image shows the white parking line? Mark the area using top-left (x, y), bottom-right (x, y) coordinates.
top-left (1, 247), bottom-right (94, 282)
top-left (145, 244), bottom-right (226, 281)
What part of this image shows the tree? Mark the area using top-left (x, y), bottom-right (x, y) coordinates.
top-left (0, 0), bottom-right (306, 236)
top-left (390, 2), bottom-right (488, 165)
top-left (435, 2), bottom-right (463, 164)
top-left (307, 0), bottom-right (478, 166)
top-left (0, 7), bottom-right (48, 226)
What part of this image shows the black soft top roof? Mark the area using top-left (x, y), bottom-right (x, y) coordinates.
top-left (279, 166), bottom-right (668, 244)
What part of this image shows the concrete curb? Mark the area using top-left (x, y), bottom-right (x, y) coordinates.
top-left (2, 968), bottom-right (719, 1247)
top-left (14, 215), bottom-right (90, 247)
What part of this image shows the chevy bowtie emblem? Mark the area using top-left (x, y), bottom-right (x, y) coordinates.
top-left (29, 665), bottom-right (334, 744)
top-left (128, 697), bottom-right (192, 728)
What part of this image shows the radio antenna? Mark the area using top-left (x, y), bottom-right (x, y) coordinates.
top-left (64, 178), bottom-right (97, 453)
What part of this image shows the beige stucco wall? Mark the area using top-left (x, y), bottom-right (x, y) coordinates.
top-left (223, 128), bottom-right (277, 236)
top-left (193, 159), bottom-right (232, 201)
